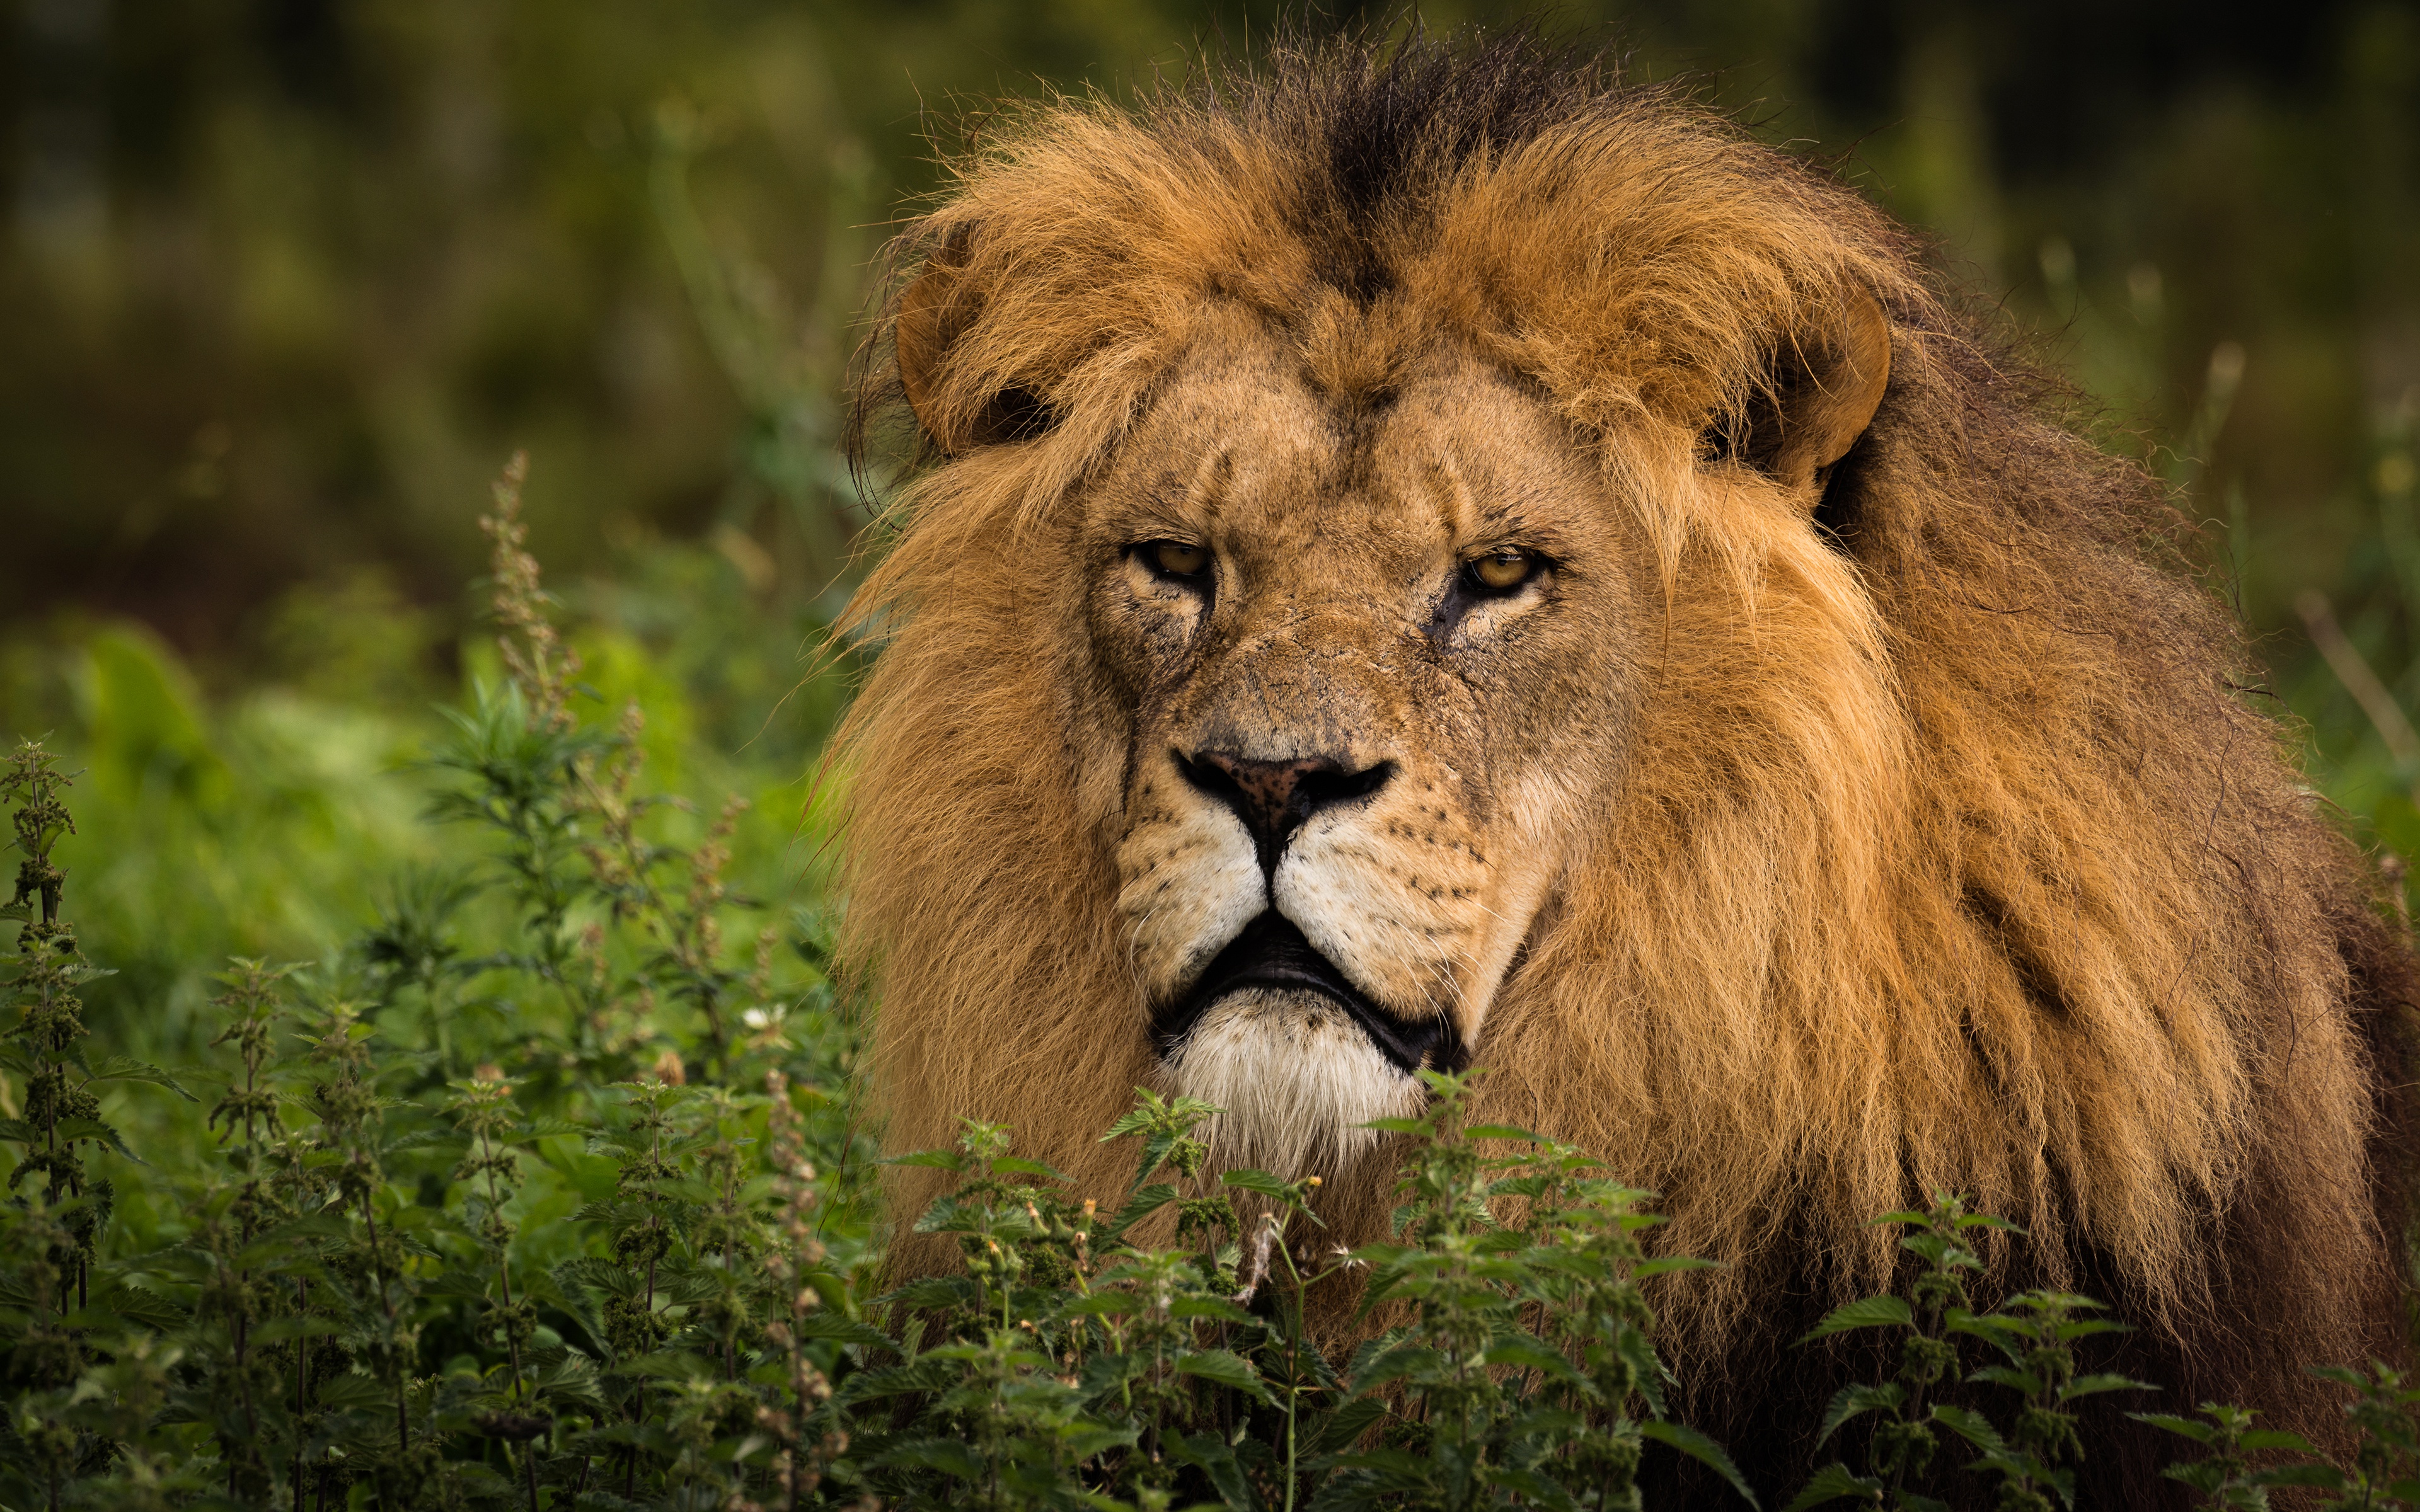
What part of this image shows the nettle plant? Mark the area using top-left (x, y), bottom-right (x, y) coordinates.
top-left (7, 457), bottom-right (2420, 1511)
top-left (827, 1072), bottom-right (1749, 1511)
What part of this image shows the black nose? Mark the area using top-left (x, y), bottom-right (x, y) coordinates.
top-left (1176, 748), bottom-right (1395, 874)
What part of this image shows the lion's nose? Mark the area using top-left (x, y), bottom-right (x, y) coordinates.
top-left (1177, 749), bottom-right (1395, 874)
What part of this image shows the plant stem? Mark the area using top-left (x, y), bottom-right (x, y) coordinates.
top-left (293, 1277), bottom-right (309, 1510)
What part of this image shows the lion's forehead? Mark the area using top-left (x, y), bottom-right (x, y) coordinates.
top-left (1092, 335), bottom-right (1606, 575)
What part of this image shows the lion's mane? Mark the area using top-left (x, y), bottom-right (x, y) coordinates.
top-left (835, 30), bottom-right (2417, 1491)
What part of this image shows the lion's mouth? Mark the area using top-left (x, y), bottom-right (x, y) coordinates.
top-left (1153, 912), bottom-right (1453, 1076)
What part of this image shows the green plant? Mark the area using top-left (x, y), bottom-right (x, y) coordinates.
top-left (1785, 1197), bottom-right (2153, 1512)
top-left (15, 459), bottom-right (2420, 1511)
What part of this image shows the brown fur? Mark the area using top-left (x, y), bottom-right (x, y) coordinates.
top-left (836, 32), bottom-right (2417, 1504)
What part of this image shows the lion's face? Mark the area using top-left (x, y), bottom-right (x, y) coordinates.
top-left (1076, 312), bottom-right (1644, 1173)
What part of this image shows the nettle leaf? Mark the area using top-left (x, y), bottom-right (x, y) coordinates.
top-left (1898, 1234), bottom-right (1983, 1274)
top-left (1219, 1167), bottom-right (1304, 1201)
top-left (1780, 1461), bottom-right (1885, 1512)
top-left (2059, 1373), bottom-right (2155, 1402)
top-left (986, 1155), bottom-right (1068, 1182)
top-left (1461, 1123), bottom-right (1545, 1143)
top-left (1170, 1295), bottom-right (1255, 1326)
top-left (2251, 1463), bottom-right (2347, 1491)
top-left (53, 1115), bottom-right (142, 1162)
top-left (83, 1055), bottom-right (199, 1101)
top-left (884, 1276), bottom-right (981, 1314)
top-left (1171, 1429), bottom-right (1256, 1510)
top-left (1817, 1383), bottom-right (1905, 1445)
top-left (1927, 1403), bottom-right (2008, 1455)
top-left (1060, 1419), bottom-right (1139, 1463)
top-left (1796, 1295), bottom-right (1913, 1344)
top-left (1177, 1349), bottom-right (1276, 1406)
top-left (1955, 1213), bottom-right (2026, 1234)
top-left (2236, 1429), bottom-right (2322, 1454)
top-left (1968, 1365), bottom-right (2043, 1395)
top-left (1311, 1396), bottom-right (1392, 1455)
top-left (1483, 1337), bottom-right (1583, 1383)
top-left (2127, 1412), bottom-right (2215, 1444)
top-left (794, 1315), bottom-right (897, 1354)
top-left (1059, 1291), bottom-right (1138, 1318)
top-left (1105, 1183), bottom-right (1178, 1237)
top-left (1618, 1326), bottom-right (1669, 1419)
top-left (882, 1437), bottom-right (986, 1480)
top-left (71, 1283), bottom-right (187, 1332)
top-left (1641, 1420), bottom-right (1759, 1508)
top-left (1346, 1342), bottom-right (1438, 1396)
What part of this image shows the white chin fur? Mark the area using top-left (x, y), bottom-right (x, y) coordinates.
top-left (1160, 988), bottom-right (1426, 1180)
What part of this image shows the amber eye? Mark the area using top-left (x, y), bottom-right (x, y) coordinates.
top-left (1144, 540), bottom-right (1209, 577)
top-left (1467, 548), bottom-right (1536, 592)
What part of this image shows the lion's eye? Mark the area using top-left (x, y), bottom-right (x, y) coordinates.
top-left (1466, 549), bottom-right (1536, 593)
top-left (1143, 540), bottom-right (1209, 578)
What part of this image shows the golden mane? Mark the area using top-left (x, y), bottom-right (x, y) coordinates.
top-left (834, 30), bottom-right (2416, 1464)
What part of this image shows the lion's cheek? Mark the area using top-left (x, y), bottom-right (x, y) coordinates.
top-left (1275, 817), bottom-right (1490, 1021)
top-left (1112, 806), bottom-right (1264, 998)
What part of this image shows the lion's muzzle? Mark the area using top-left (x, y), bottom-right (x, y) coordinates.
top-left (1151, 911), bottom-right (1454, 1074)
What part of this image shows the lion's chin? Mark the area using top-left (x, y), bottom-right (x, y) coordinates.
top-left (1158, 987), bottom-right (1427, 1181)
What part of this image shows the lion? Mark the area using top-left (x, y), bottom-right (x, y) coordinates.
top-left (834, 30), bottom-right (2417, 1505)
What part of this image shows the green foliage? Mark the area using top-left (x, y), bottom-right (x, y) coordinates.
top-left (10, 473), bottom-right (2420, 1511)
top-left (0, 476), bottom-right (867, 1510)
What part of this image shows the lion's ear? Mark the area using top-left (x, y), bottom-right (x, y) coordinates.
top-left (1736, 291), bottom-right (1893, 495)
top-left (893, 225), bottom-right (1056, 454)
top-left (894, 231), bottom-right (968, 438)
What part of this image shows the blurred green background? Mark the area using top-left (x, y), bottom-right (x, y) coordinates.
top-left (4, 0), bottom-right (2419, 1056)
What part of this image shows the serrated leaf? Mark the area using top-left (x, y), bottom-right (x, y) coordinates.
top-left (793, 1314), bottom-right (896, 1353)
top-left (1177, 1348), bottom-right (1275, 1406)
top-left (2059, 1372), bottom-right (2154, 1402)
top-left (1172, 1429), bottom-right (1257, 1510)
top-left (882, 1437), bottom-right (986, 1479)
top-left (2250, 1463), bottom-right (2346, 1490)
top-left (1618, 1326), bottom-right (1668, 1418)
top-left (1797, 1295), bottom-right (1913, 1344)
top-left (1817, 1383), bottom-right (1905, 1445)
top-left (986, 1154), bottom-right (1068, 1181)
top-left (1968, 1365), bottom-right (2043, 1394)
top-left (1484, 1337), bottom-right (1584, 1382)
top-left (1641, 1420), bottom-right (1759, 1507)
top-left (1954, 1213), bottom-right (2025, 1234)
top-left (52, 1116), bottom-right (142, 1162)
top-left (1219, 1168), bottom-right (1307, 1201)
top-left (1461, 1123), bottom-right (1545, 1142)
top-left (883, 1276), bottom-right (981, 1313)
top-left (1170, 1295), bottom-right (1255, 1326)
top-left (1780, 1462), bottom-right (1884, 1512)
top-left (2126, 1412), bottom-right (2215, 1443)
top-left (1059, 1291), bottom-right (1138, 1317)
top-left (1928, 1403), bottom-right (2008, 1454)
top-left (83, 1055), bottom-right (199, 1101)
top-left (1105, 1182), bottom-right (1179, 1237)
top-left (1311, 1395), bottom-right (1391, 1454)
top-left (2235, 1429), bottom-right (2320, 1453)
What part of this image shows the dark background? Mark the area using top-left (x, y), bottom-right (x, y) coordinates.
top-left (4, 0), bottom-right (2417, 817)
